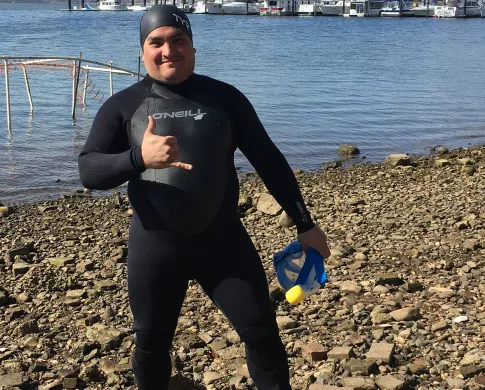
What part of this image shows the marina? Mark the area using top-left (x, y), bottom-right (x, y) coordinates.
top-left (60, 0), bottom-right (485, 17)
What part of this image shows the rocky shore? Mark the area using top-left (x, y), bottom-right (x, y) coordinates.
top-left (1, 146), bottom-right (484, 390)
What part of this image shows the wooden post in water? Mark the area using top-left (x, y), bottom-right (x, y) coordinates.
top-left (108, 61), bottom-right (114, 97)
top-left (82, 69), bottom-right (89, 106)
top-left (21, 64), bottom-right (34, 113)
top-left (72, 53), bottom-right (83, 120)
top-left (131, 0), bottom-right (134, 5)
top-left (342, 0), bottom-right (346, 15)
top-left (138, 49), bottom-right (142, 82)
top-left (143, 0), bottom-right (146, 6)
top-left (426, 0), bottom-right (429, 17)
top-left (463, 0), bottom-right (467, 16)
top-left (81, 0), bottom-right (85, 9)
top-left (398, 0), bottom-right (402, 14)
top-left (4, 59), bottom-right (11, 132)
top-left (68, 0), bottom-right (72, 10)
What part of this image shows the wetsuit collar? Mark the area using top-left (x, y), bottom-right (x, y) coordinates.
top-left (147, 73), bottom-right (195, 95)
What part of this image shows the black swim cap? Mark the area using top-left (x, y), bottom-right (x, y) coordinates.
top-left (140, 4), bottom-right (192, 47)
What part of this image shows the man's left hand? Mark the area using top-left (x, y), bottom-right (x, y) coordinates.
top-left (298, 226), bottom-right (331, 259)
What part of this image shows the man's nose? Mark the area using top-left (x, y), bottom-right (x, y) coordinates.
top-left (162, 42), bottom-right (175, 57)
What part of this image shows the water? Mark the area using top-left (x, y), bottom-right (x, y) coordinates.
top-left (1, 3), bottom-right (485, 203)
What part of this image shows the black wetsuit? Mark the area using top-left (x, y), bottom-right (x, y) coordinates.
top-left (78, 74), bottom-right (315, 390)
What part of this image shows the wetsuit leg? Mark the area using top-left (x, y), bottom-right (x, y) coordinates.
top-left (195, 220), bottom-right (291, 390)
top-left (127, 214), bottom-right (190, 390)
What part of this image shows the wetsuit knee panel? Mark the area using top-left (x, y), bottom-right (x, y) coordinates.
top-left (238, 324), bottom-right (278, 345)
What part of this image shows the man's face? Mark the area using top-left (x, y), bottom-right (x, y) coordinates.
top-left (142, 26), bottom-right (195, 84)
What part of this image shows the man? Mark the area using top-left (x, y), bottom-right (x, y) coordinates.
top-left (78, 5), bottom-right (330, 390)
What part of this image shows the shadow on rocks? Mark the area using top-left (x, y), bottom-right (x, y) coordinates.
top-left (169, 374), bottom-right (207, 390)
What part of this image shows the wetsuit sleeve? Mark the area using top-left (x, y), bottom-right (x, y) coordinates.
top-left (230, 88), bottom-right (316, 234)
top-left (78, 98), bottom-right (146, 190)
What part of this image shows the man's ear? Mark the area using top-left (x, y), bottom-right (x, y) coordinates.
top-left (193, 47), bottom-right (197, 54)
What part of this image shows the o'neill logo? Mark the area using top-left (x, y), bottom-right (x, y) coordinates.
top-left (152, 109), bottom-right (206, 121)
top-left (173, 13), bottom-right (191, 31)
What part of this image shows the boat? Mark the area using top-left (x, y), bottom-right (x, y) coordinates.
top-left (343, 0), bottom-right (381, 15)
top-left (260, 0), bottom-right (296, 15)
top-left (193, 0), bottom-right (223, 13)
top-left (297, 1), bottom-right (322, 15)
top-left (97, 0), bottom-right (128, 11)
top-left (481, 4), bottom-right (485, 16)
top-left (434, 0), bottom-right (481, 16)
top-left (344, 0), bottom-right (367, 15)
top-left (127, 4), bottom-right (152, 11)
top-left (380, 0), bottom-right (411, 15)
top-left (222, 1), bottom-right (260, 14)
top-left (409, 2), bottom-right (435, 15)
top-left (319, 0), bottom-right (349, 15)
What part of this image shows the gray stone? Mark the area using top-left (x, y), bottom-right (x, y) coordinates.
top-left (342, 377), bottom-right (377, 390)
top-left (339, 144), bottom-right (360, 155)
top-left (366, 343), bottom-right (394, 363)
top-left (48, 256), bottom-right (75, 267)
top-left (327, 346), bottom-right (354, 360)
top-left (276, 316), bottom-right (298, 330)
top-left (345, 359), bottom-right (378, 375)
top-left (278, 211), bottom-right (294, 228)
top-left (302, 343), bottom-right (327, 363)
top-left (431, 321), bottom-right (448, 332)
top-left (257, 193), bottom-right (282, 215)
top-left (389, 307), bottom-right (421, 321)
top-left (203, 371), bottom-right (223, 385)
top-left (446, 378), bottom-right (465, 389)
top-left (374, 376), bottom-right (404, 390)
top-left (376, 273), bottom-right (404, 286)
top-left (385, 154), bottom-right (411, 167)
top-left (0, 372), bottom-right (25, 387)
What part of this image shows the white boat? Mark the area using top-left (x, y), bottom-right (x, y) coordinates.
top-left (222, 1), bottom-right (260, 14)
top-left (434, 0), bottom-right (481, 16)
top-left (409, 3), bottom-right (435, 15)
top-left (319, 0), bottom-right (349, 15)
top-left (297, 1), bottom-right (320, 15)
top-left (380, 0), bottom-right (411, 15)
top-left (481, 4), bottom-right (485, 16)
top-left (97, 0), bottom-right (128, 10)
top-left (127, 4), bottom-right (151, 11)
top-left (344, 0), bottom-right (366, 15)
top-left (193, 0), bottom-right (223, 13)
top-left (260, 0), bottom-right (296, 14)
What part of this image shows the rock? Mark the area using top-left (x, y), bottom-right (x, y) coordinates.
top-left (256, 193), bottom-right (282, 215)
top-left (0, 372), bottom-right (25, 387)
top-left (309, 386), bottom-right (353, 390)
top-left (12, 262), bottom-right (30, 277)
top-left (47, 256), bottom-right (75, 267)
top-left (38, 379), bottom-right (63, 390)
top-left (269, 284), bottom-right (286, 301)
top-left (278, 211), bottom-right (294, 228)
top-left (435, 159), bottom-right (451, 167)
top-left (475, 375), bottom-right (485, 386)
top-left (85, 324), bottom-right (128, 352)
top-left (446, 378), bottom-right (466, 389)
top-left (276, 316), bottom-right (298, 330)
top-left (376, 273), bottom-right (404, 286)
top-left (0, 290), bottom-right (8, 306)
top-left (338, 145), bottom-right (360, 155)
top-left (0, 206), bottom-right (13, 216)
top-left (302, 343), bottom-right (327, 363)
top-left (389, 307), bottom-right (421, 321)
top-left (345, 359), bottom-right (378, 375)
top-left (325, 161), bottom-right (342, 169)
top-left (453, 315), bottom-right (468, 323)
top-left (327, 346), bottom-right (354, 360)
top-left (431, 321), bottom-right (448, 332)
top-left (460, 365), bottom-right (485, 378)
top-left (203, 371), bottom-right (223, 385)
top-left (341, 280), bottom-right (362, 294)
top-left (429, 286), bottom-right (455, 297)
top-left (341, 377), bottom-right (377, 390)
top-left (385, 154), bottom-right (411, 167)
top-left (366, 343), bottom-right (394, 363)
top-left (374, 376), bottom-right (404, 390)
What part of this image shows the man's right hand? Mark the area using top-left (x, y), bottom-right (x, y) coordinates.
top-left (141, 116), bottom-right (193, 170)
